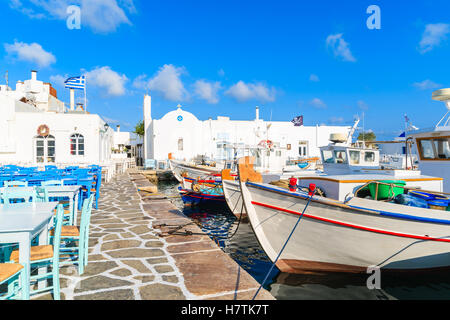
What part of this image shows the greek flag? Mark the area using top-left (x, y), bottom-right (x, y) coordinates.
top-left (65, 76), bottom-right (86, 90)
top-left (291, 115), bottom-right (303, 126)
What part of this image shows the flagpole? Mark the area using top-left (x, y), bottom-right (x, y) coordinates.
top-left (84, 76), bottom-right (87, 113)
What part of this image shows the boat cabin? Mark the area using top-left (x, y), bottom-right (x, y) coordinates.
top-left (320, 143), bottom-right (380, 175)
top-left (409, 88), bottom-right (450, 193)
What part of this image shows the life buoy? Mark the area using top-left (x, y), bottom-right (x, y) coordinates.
top-left (258, 140), bottom-right (274, 148)
top-left (37, 125), bottom-right (50, 137)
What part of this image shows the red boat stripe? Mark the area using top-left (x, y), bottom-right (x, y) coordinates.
top-left (251, 201), bottom-right (450, 243)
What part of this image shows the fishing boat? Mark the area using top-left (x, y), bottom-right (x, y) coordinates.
top-left (178, 176), bottom-right (226, 205)
top-left (238, 151), bottom-right (450, 274)
top-left (236, 93), bottom-right (450, 273)
top-left (168, 158), bottom-right (226, 182)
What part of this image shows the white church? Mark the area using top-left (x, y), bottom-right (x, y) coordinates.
top-left (143, 94), bottom-right (352, 166)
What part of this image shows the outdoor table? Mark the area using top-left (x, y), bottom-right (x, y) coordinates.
top-left (0, 202), bottom-right (57, 299)
top-left (44, 185), bottom-right (81, 225)
top-left (0, 185), bottom-right (81, 226)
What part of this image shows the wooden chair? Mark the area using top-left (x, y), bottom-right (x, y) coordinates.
top-left (0, 263), bottom-right (27, 300)
top-left (56, 195), bottom-right (94, 275)
top-left (1, 187), bottom-right (36, 204)
top-left (8, 205), bottom-right (64, 300)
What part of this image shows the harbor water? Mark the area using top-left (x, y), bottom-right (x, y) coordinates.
top-left (159, 181), bottom-right (450, 300)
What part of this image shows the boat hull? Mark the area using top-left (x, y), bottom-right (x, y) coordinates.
top-left (240, 181), bottom-right (450, 274)
top-left (178, 187), bottom-right (226, 205)
top-left (169, 159), bottom-right (221, 182)
top-left (222, 179), bottom-right (247, 218)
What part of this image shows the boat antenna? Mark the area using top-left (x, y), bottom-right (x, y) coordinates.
top-left (362, 112), bottom-right (365, 148)
top-left (5, 70), bottom-right (9, 90)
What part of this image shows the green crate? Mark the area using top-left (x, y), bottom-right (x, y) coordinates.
top-left (368, 180), bottom-right (406, 200)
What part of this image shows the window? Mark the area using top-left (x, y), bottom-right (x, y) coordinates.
top-left (364, 151), bottom-right (376, 163)
top-left (334, 150), bottom-right (347, 164)
top-left (70, 134), bottom-right (84, 156)
top-left (298, 141), bottom-right (308, 157)
top-left (322, 150), bottom-right (334, 163)
top-left (434, 139), bottom-right (450, 159)
top-left (178, 138), bottom-right (183, 151)
top-left (35, 135), bottom-right (55, 164)
top-left (349, 150), bottom-right (360, 165)
top-left (418, 137), bottom-right (450, 160)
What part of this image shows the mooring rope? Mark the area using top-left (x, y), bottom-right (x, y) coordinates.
top-left (252, 188), bottom-right (316, 300)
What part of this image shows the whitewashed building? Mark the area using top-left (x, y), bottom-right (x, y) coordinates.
top-left (0, 70), bottom-right (118, 177)
top-left (113, 125), bottom-right (144, 166)
top-left (143, 94), bottom-right (352, 164)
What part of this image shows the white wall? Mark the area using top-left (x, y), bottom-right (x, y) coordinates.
top-left (0, 111), bottom-right (113, 166)
top-left (146, 103), bottom-right (351, 162)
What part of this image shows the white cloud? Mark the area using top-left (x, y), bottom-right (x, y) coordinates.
top-left (81, 0), bottom-right (132, 33)
top-left (419, 23), bottom-right (450, 53)
top-left (326, 33), bottom-right (356, 62)
top-left (328, 116), bottom-right (344, 124)
top-left (4, 40), bottom-right (56, 67)
top-left (309, 74), bottom-right (320, 82)
top-left (357, 100), bottom-right (369, 111)
top-left (413, 79), bottom-right (442, 90)
top-left (132, 74), bottom-right (148, 90)
top-left (84, 66), bottom-right (128, 96)
top-left (310, 98), bottom-right (327, 109)
top-left (8, 0), bottom-right (135, 33)
top-left (193, 80), bottom-right (221, 104)
top-left (49, 74), bottom-right (68, 87)
top-left (147, 64), bottom-right (188, 101)
top-left (225, 81), bottom-right (276, 102)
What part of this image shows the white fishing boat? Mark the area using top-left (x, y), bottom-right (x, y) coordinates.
top-left (238, 151), bottom-right (450, 274)
top-left (168, 158), bottom-right (230, 182)
top-left (221, 120), bottom-right (363, 218)
top-left (237, 90), bottom-right (450, 274)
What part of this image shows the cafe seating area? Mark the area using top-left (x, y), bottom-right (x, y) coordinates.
top-left (0, 164), bottom-right (100, 300)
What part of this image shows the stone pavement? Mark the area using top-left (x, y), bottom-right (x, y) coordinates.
top-left (36, 171), bottom-right (274, 300)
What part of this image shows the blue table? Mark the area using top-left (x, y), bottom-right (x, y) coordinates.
top-left (0, 202), bottom-right (57, 299)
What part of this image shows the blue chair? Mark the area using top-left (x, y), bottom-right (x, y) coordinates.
top-left (62, 177), bottom-right (78, 186)
top-left (9, 204), bottom-right (64, 300)
top-left (35, 187), bottom-right (49, 203)
top-left (42, 180), bottom-right (63, 187)
top-left (1, 187), bottom-right (36, 204)
top-left (0, 263), bottom-right (27, 300)
top-left (27, 179), bottom-right (44, 187)
top-left (91, 169), bottom-right (102, 209)
top-left (45, 165), bottom-right (58, 171)
top-left (4, 181), bottom-right (28, 188)
top-left (58, 195), bottom-right (94, 275)
top-left (77, 178), bottom-right (95, 211)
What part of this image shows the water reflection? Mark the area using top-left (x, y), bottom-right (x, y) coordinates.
top-left (158, 181), bottom-right (450, 300)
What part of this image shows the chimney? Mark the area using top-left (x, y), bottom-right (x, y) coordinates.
top-left (255, 106), bottom-right (260, 120)
top-left (117, 125), bottom-right (121, 132)
top-left (31, 70), bottom-right (37, 81)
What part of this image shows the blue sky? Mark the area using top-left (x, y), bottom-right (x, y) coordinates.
top-left (1, 0), bottom-right (449, 140)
